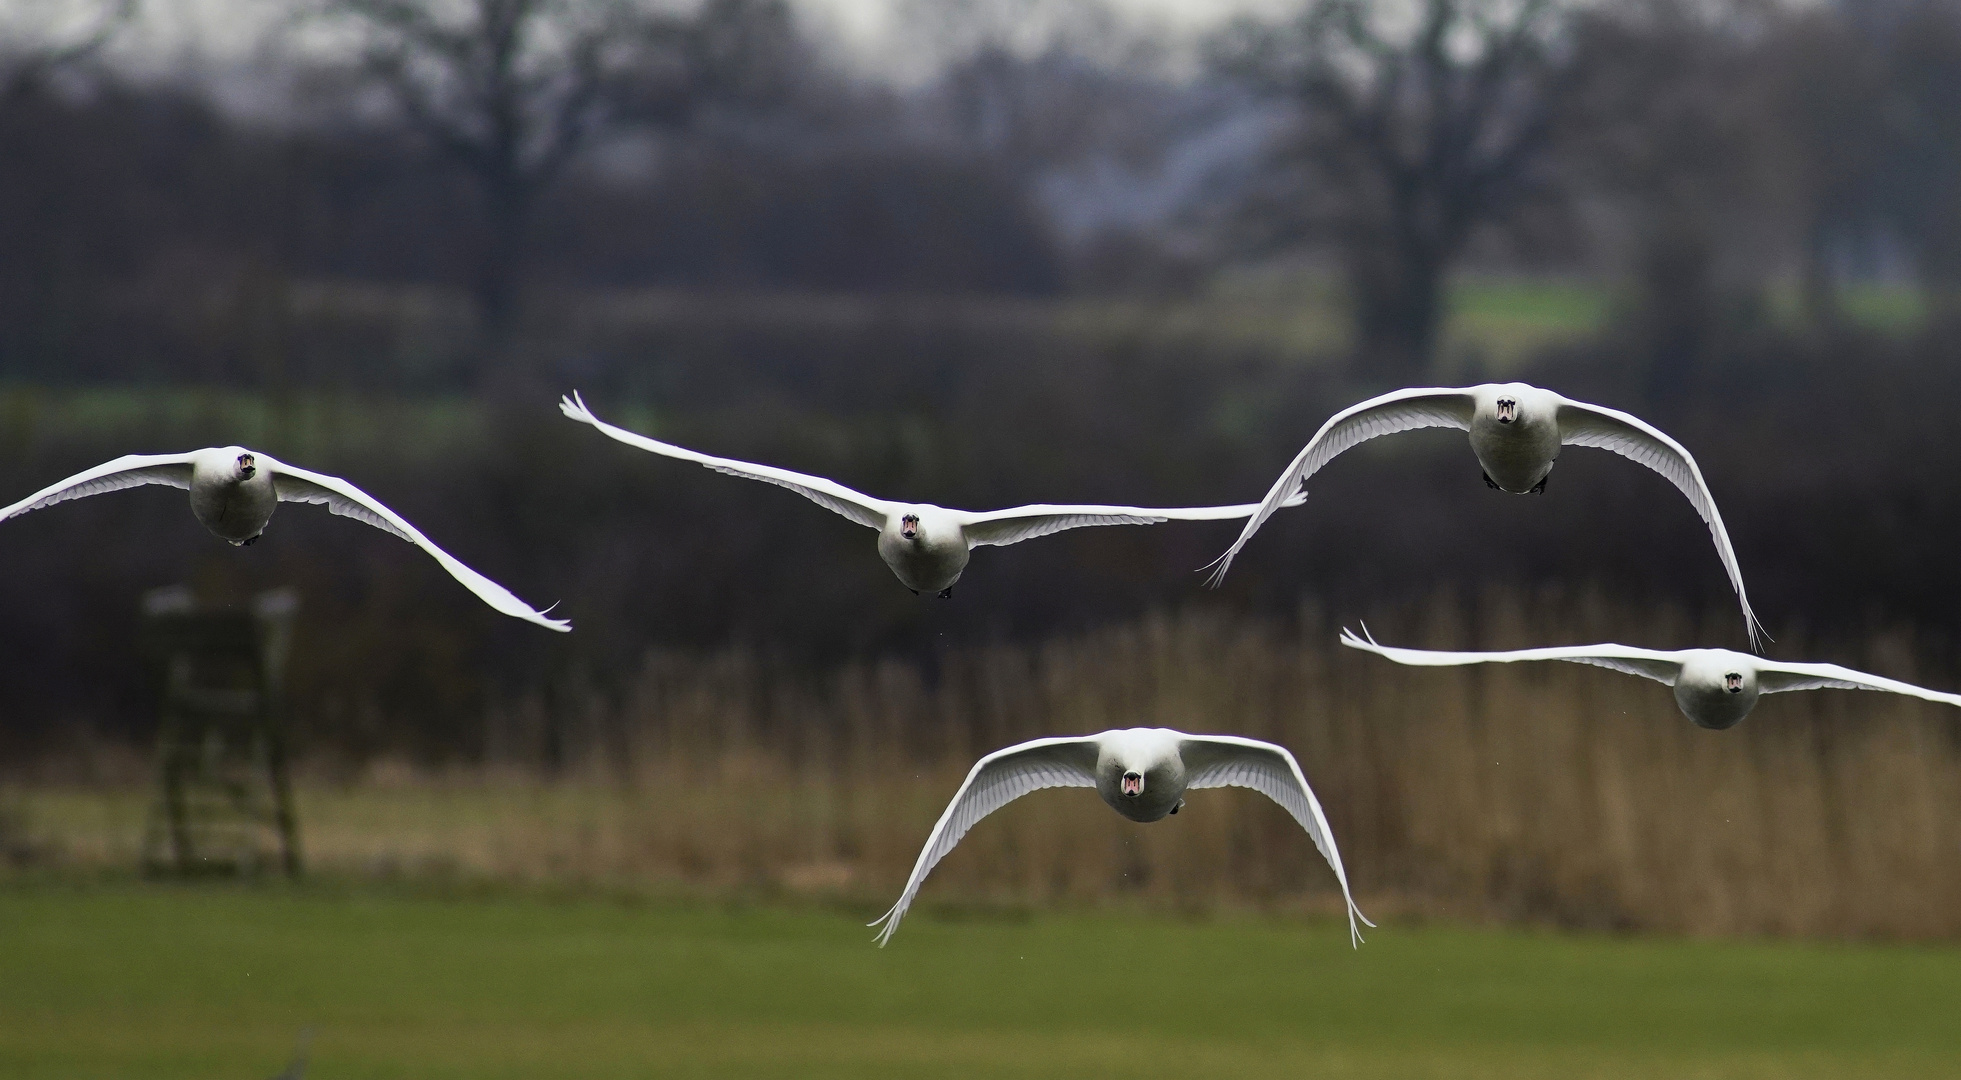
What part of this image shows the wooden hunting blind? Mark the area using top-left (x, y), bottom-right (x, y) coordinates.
top-left (140, 585), bottom-right (302, 877)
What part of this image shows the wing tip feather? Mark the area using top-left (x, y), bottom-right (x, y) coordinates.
top-left (559, 390), bottom-right (597, 425)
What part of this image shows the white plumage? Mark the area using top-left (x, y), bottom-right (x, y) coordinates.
top-left (1340, 626), bottom-right (1961, 729)
top-left (0, 447), bottom-right (568, 631)
top-left (561, 392), bottom-right (1302, 597)
top-left (1210, 383), bottom-right (1763, 648)
top-left (870, 727), bottom-right (1370, 946)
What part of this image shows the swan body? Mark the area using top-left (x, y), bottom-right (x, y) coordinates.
top-left (562, 393), bottom-right (1302, 597)
top-left (184, 447), bottom-right (280, 542)
top-left (874, 505), bottom-right (971, 594)
top-left (1340, 628), bottom-right (1961, 730)
top-left (0, 447), bottom-right (568, 631)
top-left (869, 727), bottom-right (1370, 946)
top-left (1211, 383), bottom-right (1763, 648)
top-left (1468, 383), bottom-right (1564, 492)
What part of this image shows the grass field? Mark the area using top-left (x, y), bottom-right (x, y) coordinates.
top-left (3, 882), bottom-right (1959, 1080)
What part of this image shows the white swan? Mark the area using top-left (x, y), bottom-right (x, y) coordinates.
top-left (1340, 626), bottom-right (1961, 730)
top-left (562, 392), bottom-right (1303, 598)
top-left (869, 727), bottom-right (1371, 946)
top-left (0, 448), bottom-right (569, 631)
top-left (1209, 383), bottom-right (1763, 647)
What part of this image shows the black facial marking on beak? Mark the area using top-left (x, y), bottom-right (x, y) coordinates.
top-left (1496, 398), bottom-right (1517, 423)
top-left (1725, 672), bottom-right (1743, 694)
top-left (1120, 771), bottom-right (1144, 797)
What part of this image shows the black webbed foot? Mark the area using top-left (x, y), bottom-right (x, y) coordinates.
top-left (1169, 799), bottom-right (1183, 815)
top-left (1482, 471), bottom-right (1499, 490)
top-left (240, 535), bottom-right (261, 547)
top-left (1529, 475), bottom-right (1548, 495)
top-left (909, 588), bottom-right (919, 595)
top-left (937, 586), bottom-right (954, 599)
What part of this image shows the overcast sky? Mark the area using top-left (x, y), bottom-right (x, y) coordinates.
top-left (7, 0), bottom-right (1298, 83)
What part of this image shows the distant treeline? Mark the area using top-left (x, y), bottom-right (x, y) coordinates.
top-left (5, 0), bottom-right (1961, 386)
top-left (6, 0), bottom-right (1961, 757)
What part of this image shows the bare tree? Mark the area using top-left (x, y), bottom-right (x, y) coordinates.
top-left (317, 0), bottom-right (798, 347)
top-left (1215, 0), bottom-right (1578, 377)
top-left (0, 0), bottom-right (135, 103)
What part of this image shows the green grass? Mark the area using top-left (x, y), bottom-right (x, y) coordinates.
top-left (2, 883), bottom-right (1959, 1079)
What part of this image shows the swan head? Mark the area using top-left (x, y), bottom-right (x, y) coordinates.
top-left (900, 513), bottom-right (920, 541)
top-left (1495, 397), bottom-right (1517, 424)
top-left (1119, 770), bottom-right (1145, 798)
top-left (234, 452), bottom-right (257, 480)
top-left (1725, 671), bottom-right (1744, 693)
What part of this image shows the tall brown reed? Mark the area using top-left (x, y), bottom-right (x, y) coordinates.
top-left (14, 594), bottom-right (1961, 939)
top-left (421, 593), bottom-right (1961, 939)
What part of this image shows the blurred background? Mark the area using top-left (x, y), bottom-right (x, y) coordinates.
top-left (5, 0), bottom-right (1961, 1074)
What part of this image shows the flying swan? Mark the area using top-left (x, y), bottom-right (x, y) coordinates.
top-left (870, 727), bottom-right (1371, 946)
top-left (1208, 383), bottom-right (1763, 647)
top-left (562, 392), bottom-right (1302, 598)
top-left (1339, 626), bottom-right (1961, 730)
top-left (0, 447), bottom-right (569, 631)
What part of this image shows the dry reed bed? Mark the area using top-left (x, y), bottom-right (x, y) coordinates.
top-left (11, 597), bottom-right (1961, 939)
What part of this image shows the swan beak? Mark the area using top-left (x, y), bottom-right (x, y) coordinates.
top-left (1120, 771), bottom-right (1144, 797)
top-left (237, 453), bottom-right (257, 478)
top-left (1725, 672), bottom-right (1743, 693)
top-left (1495, 399), bottom-right (1516, 423)
top-left (900, 514), bottom-right (919, 540)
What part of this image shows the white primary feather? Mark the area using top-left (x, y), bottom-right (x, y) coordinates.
top-left (872, 728), bottom-right (1369, 947)
top-left (1754, 660), bottom-right (1961, 704)
top-left (1208, 388), bottom-right (1476, 585)
top-left (869, 736), bottom-right (1099, 946)
top-left (1341, 628), bottom-right (1961, 709)
top-left (1180, 734), bottom-right (1374, 947)
top-left (561, 392), bottom-right (896, 530)
top-left (0, 449), bottom-right (567, 631)
top-left (1554, 396), bottom-right (1764, 649)
top-left (0, 453), bottom-right (196, 521)
top-left (563, 391), bottom-right (1303, 549)
top-left (1339, 626), bottom-right (1685, 684)
top-left (264, 456), bottom-right (569, 632)
top-left (956, 492), bottom-right (1306, 548)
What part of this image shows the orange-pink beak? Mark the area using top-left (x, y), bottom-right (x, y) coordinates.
top-left (1120, 771), bottom-right (1144, 797)
top-left (901, 515), bottom-right (919, 540)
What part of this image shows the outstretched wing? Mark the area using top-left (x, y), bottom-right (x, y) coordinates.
top-left (1208, 388), bottom-right (1476, 585)
top-left (1180, 734), bottom-right (1372, 948)
top-left (1555, 397), bottom-right (1763, 649)
top-left (561, 392), bottom-right (895, 530)
top-left (265, 456), bottom-right (570, 632)
top-left (870, 736), bottom-right (1099, 946)
top-left (0, 453), bottom-right (196, 522)
top-left (1756, 660), bottom-right (1961, 706)
top-left (957, 492), bottom-right (1307, 549)
top-left (1339, 626), bottom-right (1685, 685)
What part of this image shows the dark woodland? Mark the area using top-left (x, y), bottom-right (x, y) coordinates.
top-left (5, 0), bottom-right (1961, 763)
